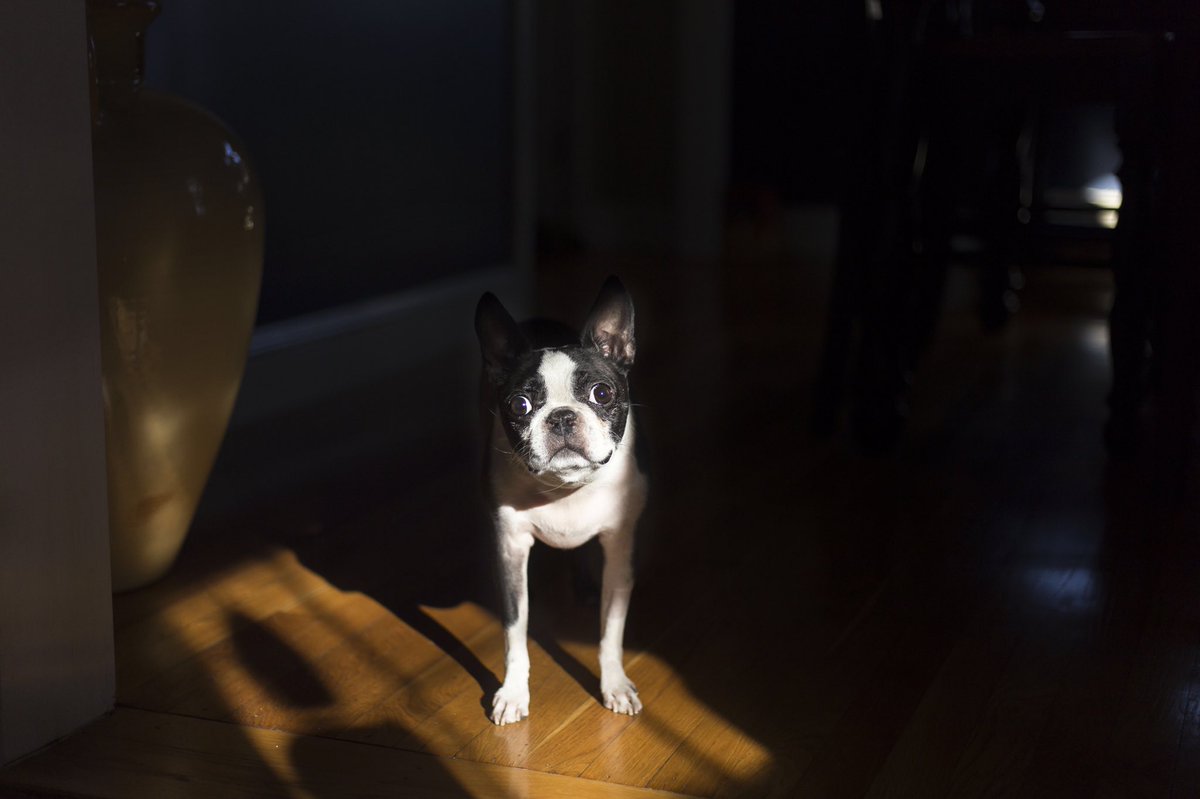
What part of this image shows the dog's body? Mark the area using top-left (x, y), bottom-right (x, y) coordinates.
top-left (475, 278), bottom-right (647, 725)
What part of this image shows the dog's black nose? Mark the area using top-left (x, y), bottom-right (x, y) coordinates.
top-left (547, 408), bottom-right (577, 435)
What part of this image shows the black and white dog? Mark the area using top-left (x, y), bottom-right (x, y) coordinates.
top-left (474, 277), bottom-right (647, 726)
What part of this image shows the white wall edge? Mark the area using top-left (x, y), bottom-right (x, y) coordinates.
top-left (0, 0), bottom-right (115, 766)
top-left (232, 264), bottom-right (530, 428)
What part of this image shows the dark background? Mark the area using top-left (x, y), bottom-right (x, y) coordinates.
top-left (142, 0), bottom-right (1143, 328)
top-left (144, 0), bottom-right (1200, 500)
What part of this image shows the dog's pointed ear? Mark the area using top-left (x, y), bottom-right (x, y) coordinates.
top-left (581, 276), bottom-right (635, 370)
top-left (475, 292), bottom-right (527, 380)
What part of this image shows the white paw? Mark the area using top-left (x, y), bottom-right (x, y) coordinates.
top-left (601, 675), bottom-right (643, 716)
top-left (490, 683), bottom-right (530, 726)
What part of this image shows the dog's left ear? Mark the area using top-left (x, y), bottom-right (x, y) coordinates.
top-left (582, 276), bottom-right (635, 370)
top-left (476, 292), bottom-right (528, 380)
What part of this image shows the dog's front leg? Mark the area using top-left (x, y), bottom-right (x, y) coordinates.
top-left (492, 522), bottom-right (534, 725)
top-left (599, 524), bottom-right (642, 715)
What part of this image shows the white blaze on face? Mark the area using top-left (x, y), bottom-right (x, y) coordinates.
top-left (529, 350), bottom-right (613, 476)
top-left (538, 351), bottom-right (579, 408)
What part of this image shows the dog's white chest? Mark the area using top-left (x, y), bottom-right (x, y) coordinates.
top-left (489, 410), bottom-right (645, 550)
top-left (517, 479), bottom-right (632, 548)
top-left (494, 446), bottom-right (645, 549)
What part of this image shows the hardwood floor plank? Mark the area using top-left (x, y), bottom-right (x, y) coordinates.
top-left (365, 619), bottom-right (594, 760)
top-left (0, 708), bottom-right (703, 799)
top-left (1015, 561), bottom-right (1154, 795)
top-left (222, 595), bottom-right (405, 731)
top-left (521, 621), bottom-right (712, 778)
top-left (645, 613), bottom-right (862, 794)
top-left (788, 588), bottom-right (969, 798)
top-left (1168, 638), bottom-right (1200, 798)
top-left (120, 589), bottom-right (361, 717)
top-left (453, 640), bottom-right (601, 765)
top-left (337, 605), bottom-right (505, 751)
top-left (646, 712), bottom-right (774, 799)
top-left (581, 665), bottom-right (726, 790)
top-left (863, 600), bottom-right (1021, 798)
top-left (1094, 556), bottom-right (1200, 798)
top-left (115, 549), bottom-right (335, 694)
top-left (578, 471), bottom-right (951, 797)
top-left (943, 594), bottom-right (1086, 796)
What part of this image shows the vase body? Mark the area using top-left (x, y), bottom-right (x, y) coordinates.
top-left (92, 2), bottom-right (264, 592)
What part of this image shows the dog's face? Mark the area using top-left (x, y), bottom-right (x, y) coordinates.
top-left (476, 277), bottom-right (636, 484)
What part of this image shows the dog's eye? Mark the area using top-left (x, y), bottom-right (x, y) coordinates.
top-left (589, 382), bottom-right (615, 406)
top-left (508, 395), bottom-right (533, 417)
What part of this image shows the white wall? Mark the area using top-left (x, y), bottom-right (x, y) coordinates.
top-left (0, 0), bottom-right (115, 765)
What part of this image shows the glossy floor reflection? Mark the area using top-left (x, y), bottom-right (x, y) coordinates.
top-left (5, 256), bottom-right (1199, 798)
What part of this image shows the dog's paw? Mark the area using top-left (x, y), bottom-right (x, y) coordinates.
top-left (490, 684), bottom-right (530, 726)
top-left (601, 675), bottom-right (643, 716)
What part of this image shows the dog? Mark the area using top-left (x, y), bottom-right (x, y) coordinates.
top-left (474, 276), bottom-right (647, 725)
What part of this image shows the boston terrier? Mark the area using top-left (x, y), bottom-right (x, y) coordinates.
top-left (474, 276), bottom-right (647, 725)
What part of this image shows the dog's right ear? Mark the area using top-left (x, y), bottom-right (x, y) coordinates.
top-left (475, 292), bottom-right (527, 380)
top-left (582, 276), bottom-right (635, 371)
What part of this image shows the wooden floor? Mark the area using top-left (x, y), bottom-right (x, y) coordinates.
top-left (5, 252), bottom-right (1200, 798)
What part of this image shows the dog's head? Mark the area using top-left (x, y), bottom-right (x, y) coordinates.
top-left (476, 277), bottom-right (636, 484)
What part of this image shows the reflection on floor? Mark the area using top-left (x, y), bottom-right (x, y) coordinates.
top-left (5, 255), bottom-right (1200, 798)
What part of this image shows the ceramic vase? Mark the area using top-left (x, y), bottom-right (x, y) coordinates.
top-left (90, 0), bottom-right (264, 592)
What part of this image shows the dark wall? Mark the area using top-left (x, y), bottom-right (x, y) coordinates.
top-left (729, 0), bottom-right (857, 204)
top-left (145, 1), bottom-right (513, 325)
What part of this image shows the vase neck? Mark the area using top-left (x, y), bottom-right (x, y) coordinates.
top-left (89, 0), bottom-right (160, 113)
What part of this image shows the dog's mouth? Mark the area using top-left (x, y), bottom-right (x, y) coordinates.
top-left (529, 445), bottom-right (613, 478)
top-left (547, 446), bottom-right (593, 468)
